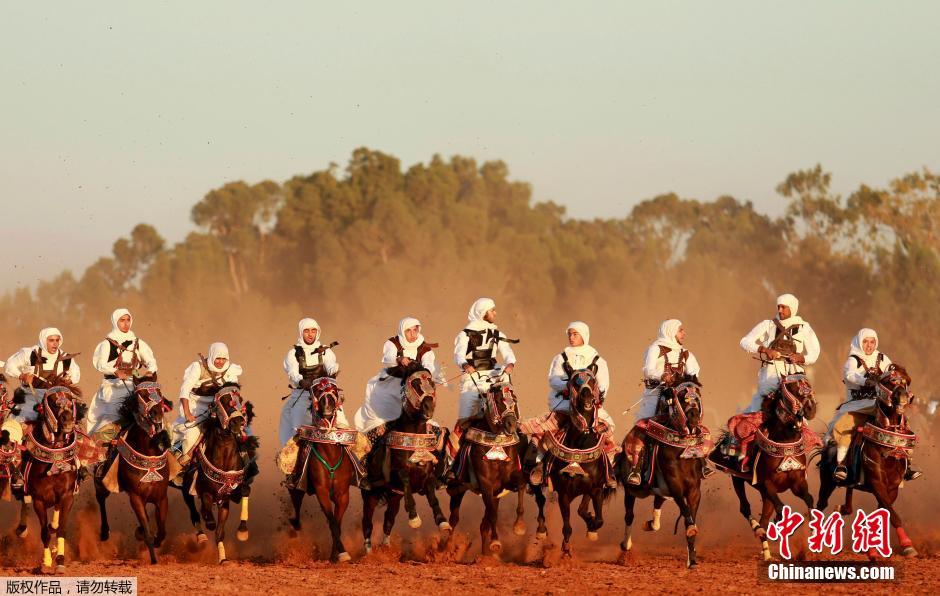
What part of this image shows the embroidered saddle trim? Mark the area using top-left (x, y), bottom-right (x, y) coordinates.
top-left (465, 427), bottom-right (519, 447)
top-left (297, 425), bottom-right (358, 446)
top-left (861, 423), bottom-right (916, 457)
top-left (544, 432), bottom-right (603, 464)
top-left (196, 444), bottom-right (245, 498)
top-left (115, 435), bottom-right (167, 482)
top-left (24, 430), bottom-right (77, 475)
top-left (386, 430), bottom-right (443, 451)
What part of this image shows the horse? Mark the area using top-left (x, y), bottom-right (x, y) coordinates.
top-left (180, 384), bottom-right (257, 564)
top-left (817, 363), bottom-right (918, 557)
top-left (617, 381), bottom-right (711, 568)
top-left (94, 379), bottom-right (176, 564)
top-left (20, 382), bottom-right (88, 573)
top-left (531, 369), bottom-right (616, 558)
top-left (0, 374), bottom-right (31, 539)
top-left (361, 369), bottom-right (448, 552)
top-left (710, 374), bottom-right (820, 561)
top-left (285, 376), bottom-right (358, 562)
top-left (446, 373), bottom-right (527, 555)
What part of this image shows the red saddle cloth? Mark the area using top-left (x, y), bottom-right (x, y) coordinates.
top-left (726, 412), bottom-right (820, 469)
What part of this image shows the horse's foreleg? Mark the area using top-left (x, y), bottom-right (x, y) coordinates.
top-left (16, 496), bottom-right (30, 538)
top-left (840, 487), bottom-right (855, 516)
top-left (533, 485), bottom-right (547, 540)
top-left (686, 480), bottom-right (702, 568)
top-left (361, 491), bottom-right (377, 552)
top-left (816, 471), bottom-right (837, 512)
top-left (644, 495), bottom-right (665, 532)
top-left (663, 470), bottom-right (697, 539)
top-left (590, 490), bottom-right (605, 537)
top-left (577, 494), bottom-right (596, 540)
top-left (872, 478), bottom-right (915, 557)
top-left (313, 483), bottom-right (344, 562)
top-left (215, 502), bottom-right (230, 564)
top-left (757, 489), bottom-right (776, 561)
top-left (128, 492), bottom-right (157, 565)
top-left (447, 487), bottom-right (466, 533)
top-left (333, 482), bottom-right (351, 562)
top-left (382, 493), bottom-right (402, 546)
top-left (399, 471), bottom-right (421, 529)
top-left (182, 485), bottom-right (207, 544)
top-left (288, 488), bottom-right (304, 535)
top-left (512, 485), bottom-right (526, 537)
top-left (620, 492), bottom-right (636, 553)
top-left (480, 487), bottom-right (501, 555)
top-left (559, 492), bottom-right (574, 558)
top-left (154, 494), bottom-right (168, 548)
top-left (237, 494), bottom-right (249, 542)
top-left (94, 480), bottom-right (111, 542)
top-left (200, 491), bottom-right (216, 532)
top-left (52, 494), bottom-right (73, 574)
top-left (732, 476), bottom-right (756, 529)
top-left (423, 476), bottom-right (449, 533)
top-left (33, 499), bottom-right (52, 572)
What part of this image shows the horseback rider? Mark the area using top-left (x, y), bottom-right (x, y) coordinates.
top-left (623, 319), bottom-right (702, 486)
top-left (827, 328), bottom-right (921, 482)
top-left (354, 316), bottom-right (443, 442)
top-left (740, 293), bottom-right (820, 413)
top-left (445, 298), bottom-right (517, 478)
top-left (171, 342), bottom-right (244, 466)
top-left (86, 308), bottom-right (158, 443)
top-left (278, 318), bottom-right (343, 448)
top-left (4, 327), bottom-right (81, 424)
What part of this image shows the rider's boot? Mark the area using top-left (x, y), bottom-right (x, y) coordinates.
top-left (442, 419), bottom-right (468, 484)
top-left (833, 444), bottom-right (849, 481)
top-left (904, 459), bottom-right (923, 481)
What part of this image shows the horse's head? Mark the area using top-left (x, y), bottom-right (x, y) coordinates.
top-left (402, 370), bottom-right (436, 421)
top-left (309, 377), bottom-right (345, 425)
top-left (210, 384), bottom-right (250, 437)
top-left (875, 364), bottom-right (914, 426)
top-left (131, 381), bottom-right (173, 441)
top-left (667, 381), bottom-right (703, 434)
top-left (36, 385), bottom-right (85, 444)
top-left (483, 379), bottom-right (520, 435)
top-left (567, 370), bottom-right (600, 433)
top-left (771, 374), bottom-right (816, 430)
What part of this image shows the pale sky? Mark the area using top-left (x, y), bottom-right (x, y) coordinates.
top-left (2, 1), bottom-right (938, 291)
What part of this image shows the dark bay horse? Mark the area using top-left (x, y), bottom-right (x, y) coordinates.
top-left (618, 381), bottom-right (711, 568)
top-left (446, 375), bottom-right (527, 555)
top-left (710, 374), bottom-right (819, 561)
top-left (361, 370), bottom-right (448, 552)
top-left (21, 383), bottom-right (88, 573)
top-left (817, 364), bottom-right (918, 557)
top-left (94, 380), bottom-right (175, 564)
top-left (286, 377), bottom-right (358, 562)
top-left (532, 370), bottom-right (615, 558)
top-left (0, 375), bottom-right (31, 538)
top-left (180, 385), bottom-right (257, 564)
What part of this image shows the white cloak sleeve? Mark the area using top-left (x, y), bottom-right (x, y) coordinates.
top-left (178, 361), bottom-right (202, 403)
top-left (454, 331), bottom-right (470, 368)
top-left (800, 323), bottom-right (821, 365)
top-left (322, 348), bottom-right (339, 376)
top-left (843, 356), bottom-right (867, 387)
top-left (65, 360), bottom-right (80, 383)
top-left (548, 354), bottom-right (568, 393)
top-left (92, 340), bottom-right (116, 375)
top-left (5, 348), bottom-right (31, 378)
top-left (284, 348), bottom-right (301, 384)
top-left (740, 320), bottom-right (772, 354)
top-left (381, 340), bottom-right (398, 366)
top-left (138, 339), bottom-right (158, 373)
top-left (497, 333), bottom-right (517, 366)
top-left (595, 356), bottom-right (611, 398)
top-left (642, 344), bottom-right (662, 380)
top-left (685, 351), bottom-right (701, 377)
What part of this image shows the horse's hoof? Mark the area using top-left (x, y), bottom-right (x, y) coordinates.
top-left (513, 521), bottom-right (526, 536)
top-left (381, 534), bottom-right (391, 547)
top-left (688, 560), bottom-right (698, 570)
top-left (100, 530), bottom-right (110, 542)
top-left (196, 532), bottom-right (208, 545)
top-left (620, 537), bottom-right (633, 552)
top-left (762, 545), bottom-right (772, 562)
top-left (219, 558), bottom-right (228, 565)
top-left (237, 529), bottom-right (249, 542)
top-left (901, 546), bottom-right (918, 557)
top-left (587, 531), bottom-right (599, 542)
top-left (535, 531), bottom-right (547, 541)
top-left (643, 520), bottom-right (657, 532)
top-left (755, 527), bottom-right (766, 539)
top-left (16, 526), bottom-right (28, 539)
top-left (489, 540), bottom-right (502, 553)
top-left (337, 551), bottom-right (351, 563)
top-left (364, 541), bottom-right (373, 554)
top-left (438, 521), bottom-right (452, 534)
top-left (135, 527), bottom-right (145, 541)
top-left (686, 525), bottom-right (698, 538)
top-left (408, 516), bottom-right (422, 529)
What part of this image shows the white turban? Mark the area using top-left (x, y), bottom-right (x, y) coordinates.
top-left (108, 308), bottom-right (136, 342)
top-left (466, 298), bottom-right (496, 331)
top-left (849, 328), bottom-right (880, 367)
top-left (776, 294), bottom-right (799, 317)
top-left (564, 321), bottom-right (597, 360)
top-left (38, 327), bottom-right (63, 355)
top-left (207, 342), bottom-right (230, 373)
top-left (398, 316), bottom-right (424, 349)
top-left (297, 318), bottom-right (321, 348)
top-left (654, 319), bottom-right (683, 351)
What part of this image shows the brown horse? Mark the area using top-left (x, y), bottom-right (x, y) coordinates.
top-left (361, 370), bottom-right (448, 552)
top-left (446, 375), bottom-right (527, 555)
top-left (531, 370), bottom-right (616, 558)
top-left (711, 374), bottom-right (819, 561)
top-left (617, 381), bottom-right (711, 568)
top-left (0, 375), bottom-right (31, 539)
top-left (286, 376), bottom-right (358, 562)
top-left (180, 385), bottom-right (257, 564)
top-left (20, 383), bottom-right (88, 573)
top-left (94, 379), bottom-right (175, 564)
top-left (817, 364), bottom-right (918, 557)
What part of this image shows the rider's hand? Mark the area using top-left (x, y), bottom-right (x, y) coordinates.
top-left (186, 412), bottom-right (196, 423)
top-left (787, 353), bottom-right (805, 365)
top-left (398, 357), bottom-right (413, 367)
top-left (503, 364), bottom-right (514, 375)
top-left (761, 347), bottom-right (781, 360)
top-left (463, 364), bottom-right (476, 375)
top-left (19, 373), bottom-right (34, 385)
top-left (299, 378), bottom-right (313, 390)
top-left (116, 369), bottom-right (130, 380)
top-left (661, 371), bottom-right (675, 386)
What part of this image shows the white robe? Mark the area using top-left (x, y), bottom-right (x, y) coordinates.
top-left (4, 347), bottom-right (81, 423)
top-left (354, 339), bottom-right (439, 434)
top-left (171, 360), bottom-right (243, 456)
top-left (454, 328), bottom-right (517, 420)
top-left (825, 351), bottom-right (893, 441)
top-left (86, 337), bottom-right (158, 434)
top-left (546, 349), bottom-right (615, 429)
top-left (740, 318), bottom-right (820, 413)
top-left (278, 345), bottom-right (342, 448)
top-left (635, 343), bottom-right (701, 421)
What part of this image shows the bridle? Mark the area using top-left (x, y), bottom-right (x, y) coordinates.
top-left (309, 376), bottom-right (345, 426)
top-left (133, 381), bottom-right (171, 438)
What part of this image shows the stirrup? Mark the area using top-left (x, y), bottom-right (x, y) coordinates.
top-left (529, 466), bottom-right (543, 486)
top-left (904, 467), bottom-right (923, 481)
top-left (833, 465), bottom-right (848, 481)
top-left (702, 464), bottom-right (716, 479)
top-left (626, 468), bottom-right (642, 486)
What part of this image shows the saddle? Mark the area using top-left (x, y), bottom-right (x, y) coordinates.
top-left (834, 420), bottom-right (917, 487)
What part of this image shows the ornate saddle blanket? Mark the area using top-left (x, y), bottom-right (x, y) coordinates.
top-left (836, 422), bottom-right (916, 488)
top-left (709, 412), bottom-right (821, 480)
top-left (521, 412), bottom-right (619, 455)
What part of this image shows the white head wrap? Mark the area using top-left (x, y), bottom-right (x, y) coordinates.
top-left (654, 319), bottom-right (683, 352)
top-left (38, 327), bottom-right (63, 356)
top-left (207, 342), bottom-right (230, 373)
top-left (398, 317), bottom-right (424, 349)
top-left (564, 321), bottom-right (598, 361)
top-left (297, 318), bottom-right (321, 348)
top-left (466, 297), bottom-right (497, 331)
top-left (848, 328), bottom-right (880, 367)
top-left (108, 308), bottom-right (136, 343)
top-left (776, 294), bottom-right (804, 326)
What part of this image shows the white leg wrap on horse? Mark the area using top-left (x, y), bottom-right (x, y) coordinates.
top-left (57, 537), bottom-right (65, 557)
top-left (43, 548), bottom-right (52, 567)
top-left (51, 509), bottom-right (60, 530)
top-left (652, 509), bottom-right (661, 530)
top-left (836, 445), bottom-right (849, 462)
top-left (240, 497), bottom-right (249, 522)
top-left (24, 495), bottom-right (32, 504)
top-left (218, 542), bottom-right (226, 561)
